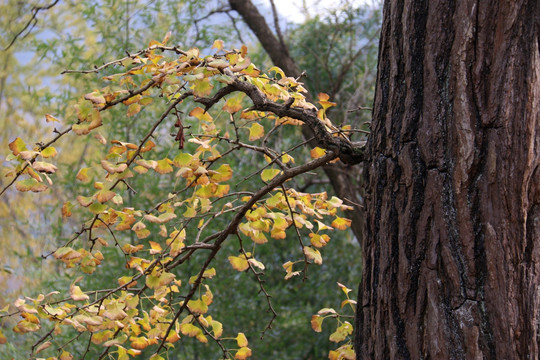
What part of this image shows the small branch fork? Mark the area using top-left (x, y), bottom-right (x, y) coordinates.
top-left (2, 0), bottom-right (60, 51)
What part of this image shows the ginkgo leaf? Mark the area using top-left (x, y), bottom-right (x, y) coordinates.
top-left (130, 336), bottom-right (150, 350)
top-left (19, 150), bottom-right (39, 160)
top-left (88, 202), bottom-right (107, 214)
top-left (236, 332), bottom-right (248, 347)
top-left (59, 351), bottom-right (73, 360)
top-left (310, 147), bottom-right (326, 159)
top-left (303, 246), bottom-right (323, 265)
top-left (317, 308), bottom-right (337, 315)
top-left (60, 201), bottom-right (73, 218)
top-left (248, 122), bottom-right (264, 141)
top-left (311, 315), bottom-right (323, 332)
top-left (155, 159), bottom-right (173, 174)
top-left (95, 189), bottom-right (116, 203)
top-left (315, 220), bottom-right (333, 231)
top-left (127, 103), bottom-right (141, 117)
top-left (192, 79), bottom-right (213, 97)
top-left (8, 137), bottom-right (27, 155)
top-left (235, 347), bottom-right (252, 360)
top-left (210, 318), bottom-right (223, 338)
top-left (70, 285), bottom-right (89, 301)
top-left (144, 212), bottom-right (177, 224)
top-left (331, 216), bottom-right (352, 230)
top-left (123, 243), bottom-right (145, 255)
top-left (101, 160), bottom-right (127, 174)
top-left (261, 168), bottom-right (281, 182)
top-left (148, 241), bottom-right (162, 254)
top-left (329, 321), bottom-right (353, 343)
top-left (341, 299), bottom-right (357, 308)
top-left (222, 93), bottom-right (245, 114)
top-left (309, 233), bottom-right (330, 248)
top-left (135, 159), bottom-right (157, 169)
top-left (41, 147), bottom-right (57, 158)
top-left (187, 299), bottom-right (208, 314)
top-left (77, 195), bottom-right (93, 207)
top-left (212, 39), bottom-right (224, 51)
top-left (35, 340), bottom-right (52, 354)
top-left (180, 323), bottom-right (202, 337)
top-left (76, 167), bottom-right (91, 182)
top-left (45, 114), bottom-right (60, 123)
top-left (247, 258), bottom-right (265, 270)
top-left (85, 90), bottom-right (106, 105)
top-left (318, 92), bottom-right (337, 111)
top-left (337, 282), bottom-right (352, 295)
top-left (15, 179), bottom-right (48, 192)
top-left (228, 255), bottom-right (249, 271)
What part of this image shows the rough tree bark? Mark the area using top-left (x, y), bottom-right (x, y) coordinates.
top-left (356, 1), bottom-right (540, 359)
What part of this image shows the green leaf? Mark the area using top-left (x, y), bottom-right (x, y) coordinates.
top-left (261, 168), bottom-right (281, 182)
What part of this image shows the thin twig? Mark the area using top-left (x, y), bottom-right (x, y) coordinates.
top-left (3, 0), bottom-right (60, 51)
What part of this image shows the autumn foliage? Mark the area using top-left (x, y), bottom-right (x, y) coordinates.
top-left (0, 37), bottom-right (359, 359)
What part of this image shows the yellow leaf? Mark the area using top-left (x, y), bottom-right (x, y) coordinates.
top-left (222, 93), bottom-right (245, 114)
top-left (318, 92), bottom-right (337, 111)
top-left (59, 351), bottom-right (73, 360)
top-left (35, 341), bottom-right (52, 354)
top-left (329, 321), bottom-right (353, 343)
top-left (76, 167), bottom-right (91, 183)
top-left (337, 282), bottom-right (352, 295)
top-left (101, 160), bottom-right (127, 174)
top-left (212, 39), bottom-right (224, 51)
top-left (228, 255), bottom-right (249, 271)
top-left (70, 285), bottom-right (89, 301)
top-left (191, 78), bottom-right (213, 97)
top-left (122, 244), bottom-right (144, 254)
top-left (310, 147), bottom-right (326, 159)
top-left (331, 216), bottom-right (352, 230)
top-left (247, 258), bottom-right (265, 270)
top-left (129, 336), bottom-right (150, 350)
top-left (155, 159), bottom-right (174, 174)
top-left (15, 178), bottom-right (48, 192)
top-left (8, 137), bottom-right (27, 155)
top-left (85, 90), bottom-right (106, 105)
top-left (309, 233), bottom-right (330, 248)
top-left (303, 246), bottom-right (323, 265)
top-left (189, 107), bottom-right (213, 122)
top-left (95, 189), bottom-right (116, 203)
top-left (236, 332), bottom-right (248, 347)
top-left (77, 195), bottom-right (93, 207)
top-left (45, 114), bottom-right (60, 123)
top-left (41, 147), bottom-right (57, 158)
top-left (248, 122), bottom-right (264, 141)
top-left (235, 347), bottom-right (252, 360)
top-left (311, 315), bottom-right (323, 332)
top-left (180, 323), bottom-right (202, 337)
top-left (127, 103), bottom-right (141, 117)
top-left (261, 168), bottom-right (281, 182)
top-left (187, 299), bottom-right (208, 314)
top-left (148, 241), bottom-right (162, 254)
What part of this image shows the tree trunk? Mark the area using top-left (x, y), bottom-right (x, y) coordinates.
top-left (356, 1), bottom-right (540, 359)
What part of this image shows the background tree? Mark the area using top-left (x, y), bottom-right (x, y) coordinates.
top-left (356, 1), bottom-right (540, 359)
